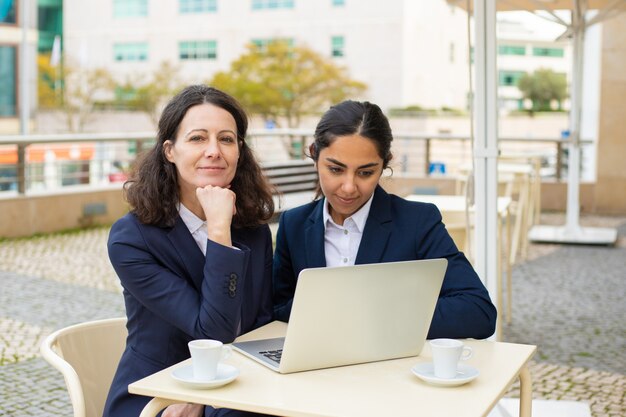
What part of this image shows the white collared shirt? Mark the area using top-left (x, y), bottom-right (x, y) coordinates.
top-left (179, 203), bottom-right (209, 255)
top-left (322, 193), bottom-right (374, 267)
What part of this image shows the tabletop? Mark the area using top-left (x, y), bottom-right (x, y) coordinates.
top-left (405, 194), bottom-right (511, 215)
top-left (129, 321), bottom-right (536, 417)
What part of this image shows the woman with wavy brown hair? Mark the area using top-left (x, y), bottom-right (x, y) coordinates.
top-left (104, 85), bottom-right (275, 417)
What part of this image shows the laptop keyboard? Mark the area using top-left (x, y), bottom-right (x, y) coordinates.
top-left (260, 349), bottom-right (283, 363)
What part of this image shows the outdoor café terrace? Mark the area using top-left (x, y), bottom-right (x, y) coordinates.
top-left (0, 210), bottom-right (624, 416)
top-left (0, 120), bottom-right (624, 416)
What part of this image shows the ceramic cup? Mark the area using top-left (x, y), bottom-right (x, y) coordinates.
top-left (429, 338), bottom-right (473, 379)
top-left (188, 339), bottom-right (232, 381)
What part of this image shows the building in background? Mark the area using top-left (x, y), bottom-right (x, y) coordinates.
top-left (0, 0), bottom-right (63, 135)
top-left (497, 14), bottom-right (572, 112)
top-left (0, 0), bottom-right (19, 129)
top-left (62, 0), bottom-right (471, 112)
top-left (37, 0), bottom-right (62, 54)
top-left (1, 0), bottom-right (39, 134)
top-left (2, 1), bottom-right (599, 132)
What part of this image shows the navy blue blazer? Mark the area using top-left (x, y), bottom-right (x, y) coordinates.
top-left (273, 186), bottom-right (497, 339)
top-left (103, 213), bottom-right (273, 417)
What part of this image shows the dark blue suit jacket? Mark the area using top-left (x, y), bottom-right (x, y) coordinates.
top-left (273, 186), bottom-right (497, 339)
top-left (103, 213), bottom-right (273, 417)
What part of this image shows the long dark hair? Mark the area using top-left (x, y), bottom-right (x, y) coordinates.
top-left (310, 100), bottom-right (394, 197)
top-left (124, 85), bottom-right (274, 228)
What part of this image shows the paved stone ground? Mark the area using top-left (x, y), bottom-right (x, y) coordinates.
top-left (0, 229), bottom-right (125, 417)
top-left (0, 214), bottom-right (625, 416)
top-left (501, 214), bottom-right (626, 417)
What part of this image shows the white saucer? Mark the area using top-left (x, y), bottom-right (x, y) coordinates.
top-left (411, 362), bottom-right (479, 387)
top-left (171, 363), bottom-right (239, 389)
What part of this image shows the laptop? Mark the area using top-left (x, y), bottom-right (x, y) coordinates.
top-left (232, 258), bottom-right (447, 373)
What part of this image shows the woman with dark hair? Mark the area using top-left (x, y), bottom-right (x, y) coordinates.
top-left (104, 85), bottom-right (275, 417)
top-left (273, 100), bottom-right (497, 340)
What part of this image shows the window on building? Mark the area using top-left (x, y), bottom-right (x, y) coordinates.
top-left (180, 0), bottom-right (217, 13)
top-left (251, 38), bottom-right (294, 53)
top-left (251, 0), bottom-right (294, 10)
top-left (532, 47), bottom-right (564, 58)
top-left (331, 36), bottom-right (344, 57)
top-left (113, 43), bottom-right (149, 61)
top-left (498, 45), bottom-right (526, 56)
top-left (332, 0), bottom-right (345, 6)
top-left (0, 46), bottom-right (17, 116)
top-left (113, 0), bottom-right (148, 17)
top-left (179, 40), bottom-right (217, 60)
top-left (38, 1), bottom-right (63, 53)
top-left (0, 0), bottom-right (17, 24)
top-left (449, 42), bottom-right (455, 63)
top-left (498, 70), bottom-right (526, 87)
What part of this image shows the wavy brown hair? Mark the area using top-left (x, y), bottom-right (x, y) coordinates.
top-left (124, 85), bottom-right (274, 228)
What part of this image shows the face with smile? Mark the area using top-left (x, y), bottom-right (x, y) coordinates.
top-left (164, 103), bottom-right (240, 209)
top-left (317, 134), bottom-right (383, 225)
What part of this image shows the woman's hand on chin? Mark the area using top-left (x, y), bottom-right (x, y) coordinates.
top-left (196, 185), bottom-right (236, 247)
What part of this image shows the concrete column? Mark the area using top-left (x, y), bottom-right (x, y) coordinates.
top-left (595, 13), bottom-right (626, 214)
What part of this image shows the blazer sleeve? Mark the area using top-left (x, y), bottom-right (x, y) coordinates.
top-left (417, 204), bottom-right (497, 339)
top-left (252, 225), bottom-right (275, 329)
top-left (108, 215), bottom-right (249, 343)
top-left (272, 211), bottom-right (296, 322)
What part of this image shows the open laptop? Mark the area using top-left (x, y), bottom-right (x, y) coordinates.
top-left (232, 258), bottom-right (447, 373)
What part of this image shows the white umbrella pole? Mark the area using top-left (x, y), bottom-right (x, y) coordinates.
top-left (473, 0), bottom-right (500, 338)
top-left (528, 3), bottom-right (617, 245)
top-left (565, 9), bottom-right (584, 232)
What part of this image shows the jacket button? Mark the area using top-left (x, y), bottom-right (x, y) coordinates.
top-left (228, 273), bottom-right (238, 298)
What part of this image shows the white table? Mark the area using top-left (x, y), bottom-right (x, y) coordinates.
top-left (406, 194), bottom-right (511, 214)
top-left (460, 159), bottom-right (539, 261)
top-left (129, 321), bottom-right (536, 417)
top-left (405, 194), bottom-right (514, 330)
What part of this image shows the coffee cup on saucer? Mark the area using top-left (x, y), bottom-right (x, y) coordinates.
top-left (188, 339), bottom-right (232, 381)
top-left (429, 338), bottom-right (473, 379)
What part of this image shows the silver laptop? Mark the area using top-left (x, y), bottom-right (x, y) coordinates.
top-left (232, 258), bottom-right (447, 373)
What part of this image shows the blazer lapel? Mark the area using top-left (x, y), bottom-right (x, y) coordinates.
top-left (304, 200), bottom-right (327, 268)
top-left (167, 216), bottom-right (205, 291)
top-left (355, 186), bottom-right (393, 264)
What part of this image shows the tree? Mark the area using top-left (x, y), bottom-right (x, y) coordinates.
top-left (37, 54), bottom-right (58, 109)
top-left (121, 61), bottom-right (185, 127)
top-left (62, 61), bottom-right (116, 132)
top-left (517, 68), bottom-right (568, 115)
top-left (210, 41), bottom-right (367, 128)
top-left (37, 54), bottom-right (116, 132)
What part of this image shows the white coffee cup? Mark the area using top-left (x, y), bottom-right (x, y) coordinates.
top-left (188, 339), bottom-right (232, 381)
top-left (429, 338), bottom-right (473, 379)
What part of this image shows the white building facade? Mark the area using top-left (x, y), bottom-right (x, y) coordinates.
top-left (496, 16), bottom-right (572, 112)
top-left (62, 0), bottom-right (471, 112)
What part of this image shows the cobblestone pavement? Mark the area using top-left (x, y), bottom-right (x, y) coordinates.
top-left (0, 214), bottom-right (625, 416)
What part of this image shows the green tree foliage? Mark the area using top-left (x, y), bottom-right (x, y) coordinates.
top-left (37, 54), bottom-right (58, 109)
top-left (210, 41), bottom-right (367, 128)
top-left (119, 61), bottom-right (184, 128)
top-left (517, 68), bottom-right (568, 115)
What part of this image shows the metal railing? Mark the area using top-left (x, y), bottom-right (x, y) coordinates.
top-left (0, 130), bottom-right (593, 195)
